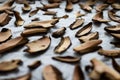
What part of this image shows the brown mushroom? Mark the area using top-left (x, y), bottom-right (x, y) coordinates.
top-left (43, 11), bottom-right (57, 16)
top-left (29, 7), bottom-right (40, 17)
top-left (96, 4), bottom-right (109, 12)
top-left (28, 60), bottom-right (41, 70)
top-left (65, 0), bottom-right (73, 12)
top-left (110, 33), bottom-right (120, 39)
top-left (112, 58), bottom-right (120, 73)
top-left (75, 11), bottom-right (85, 18)
top-left (53, 14), bottom-right (69, 19)
top-left (42, 3), bottom-right (60, 9)
top-left (112, 3), bottom-right (120, 10)
top-left (22, 1), bottom-right (32, 12)
top-left (54, 36), bottom-right (71, 54)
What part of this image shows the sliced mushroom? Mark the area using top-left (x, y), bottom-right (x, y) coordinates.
top-left (0, 13), bottom-right (11, 26)
top-left (29, 7), bottom-right (40, 17)
top-left (15, 0), bottom-right (27, 4)
top-left (79, 32), bottom-right (99, 43)
top-left (48, 0), bottom-right (61, 3)
top-left (75, 22), bottom-right (92, 37)
top-left (43, 11), bottom-right (57, 16)
top-left (25, 36), bottom-right (51, 54)
top-left (110, 33), bottom-right (120, 39)
top-left (14, 11), bottom-right (24, 26)
top-left (31, 18), bottom-right (40, 21)
top-left (92, 12), bottom-right (110, 23)
top-left (106, 0), bottom-right (116, 3)
top-left (0, 36), bottom-right (28, 54)
top-left (21, 28), bottom-right (48, 37)
top-left (53, 14), bottom-right (69, 19)
top-left (52, 56), bottom-right (80, 63)
top-left (75, 11), bottom-right (85, 18)
top-left (28, 60), bottom-right (41, 70)
top-left (73, 40), bottom-right (102, 54)
top-left (112, 3), bottom-right (120, 10)
top-left (22, 1), bottom-right (32, 12)
top-left (42, 3), bottom-right (60, 9)
top-left (89, 58), bottom-right (120, 80)
top-left (42, 65), bottom-right (63, 80)
top-left (52, 27), bottom-right (66, 38)
top-left (112, 58), bottom-right (120, 73)
top-left (65, 0), bottom-right (73, 12)
top-left (96, 4), bottom-right (109, 12)
top-left (0, 28), bottom-right (12, 43)
top-left (54, 36), bottom-right (71, 54)
top-left (73, 64), bottom-right (84, 80)
top-left (70, 18), bottom-right (84, 30)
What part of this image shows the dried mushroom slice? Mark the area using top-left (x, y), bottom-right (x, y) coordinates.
top-left (53, 14), bottom-right (69, 19)
top-left (52, 56), bottom-right (80, 63)
top-left (52, 27), bottom-right (66, 38)
top-left (96, 4), bottom-right (108, 12)
top-left (42, 3), bottom-right (60, 9)
top-left (21, 28), bottom-right (48, 37)
top-left (112, 58), bottom-right (120, 73)
top-left (0, 13), bottom-right (11, 26)
top-left (25, 36), bottom-right (51, 54)
top-left (43, 11), bottom-right (57, 16)
top-left (14, 11), bottom-right (24, 26)
top-left (110, 33), bottom-right (120, 39)
top-left (70, 18), bottom-right (84, 30)
top-left (48, 0), bottom-right (61, 3)
top-left (92, 12), bottom-right (110, 23)
top-left (75, 11), bottom-right (85, 18)
top-left (43, 65), bottom-right (63, 80)
top-left (108, 10), bottom-right (120, 23)
top-left (54, 36), bottom-right (71, 54)
top-left (75, 22), bottom-right (92, 37)
top-left (29, 8), bottom-right (40, 17)
top-left (89, 58), bottom-right (120, 80)
top-left (28, 60), bottom-right (41, 70)
top-left (112, 3), bottom-right (120, 10)
top-left (0, 36), bottom-right (28, 54)
top-left (73, 40), bottom-right (102, 54)
top-left (73, 64), bottom-right (84, 80)
top-left (0, 28), bottom-right (12, 43)
top-left (22, 1), bottom-right (32, 12)
top-left (65, 0), bottom-right (73, 12)
top-left (79, 32), bottom-right (99, 43)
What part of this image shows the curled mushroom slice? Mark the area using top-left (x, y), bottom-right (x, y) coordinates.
top-left (14, 11), bottom-right (24, 26)
top-left (108, 10), bottom-right (120, 23)
top-left (89, 58), bottom-right (120, 80)
top-left (48, 0), bottom-right (61, 3)
top-left (28, 60), bottom-right (41, 70)
top-left (110, 33), bottom-right (120, 39)
top-left (0, 36), bottom-right (28, 54)
top-left (25, 36), bottom-right (51, 54)
top-left (79, 32), bottom-right (99, 43)
top-left (22, 1), bottom-right (31, 12)
top-left (65, 0), bottom-right (73, 12)
top-left (73, 64), bottom-right (84, 80)
top-left (112, 3), bottom-right (120, 10)
top-left (42, 3), bottom-right (60, 9)
top-left (52, 27), bottom-right (66, 38)
top-left (75, 11), bottom-right (85, 18)
top-left (75, 22), bottom-right (92, 37)
top-left (54, 36), bottom-right (71, 54)
top-left (96, 4), bottom-right (108, 12)
top-left (29, 7), bottom-right (40, 17)
top-left (112, 58), bottom-right (120, 73)
top-left (0, 28), bottom-right (12, 43)
top-left (73, 40), bottom-right (102, 54)
top-left (70, 18), bottom-right (84, 30)
top-left (43, 65), bottom-right (63, 80)
top-left (92, 12), bottom-right (110, 23)
top-left (52, 56), bottom-right (80, 63)
top-left (43, 11), bottom-right (57, 16)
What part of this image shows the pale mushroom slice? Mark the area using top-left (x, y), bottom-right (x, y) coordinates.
top-left (65, 0), bottom-right (73, 12)
top-left (54, 36), bottom-right (71, 54)
top-left (29, 7), bottom-right (40, 17)
top-left (28, 60), bottom-right (41, 70)
top-left (0, 28), bottom-right (12, 43)
top-left (110, 33), bottom-right (120, 39)
top-left (73, 40), bottom-right (102, 54)
top-left (112, 58), bottom-right (120, 73)
top-left (89, 58), bottom-right (120, 80)
top-left (52, 27), bottom-right (66, 38)
top-left (42, 3), bottom-right (60, 9)
top-left (75, 22), bottom-right (92, 37)
top-left (79, 32), bottom-right (99, 43)
top-left (21, 28), bottom-right (48, 37)
top-left (42, 65), bottom-right (63, 80)
top-left (112, 3), bottom-right (120, 10)
top-left (22, 1), bottom-right (32, 12)
top-left (25, 36), bottom-right (51, 54)
top-left (52, 56), bottom-right (80, 63)
top-left (108, 10), bottom-right (120, 23)
top-left (0, 36), bottom-right (28, 54)
top-left (43, 11), bottom-right (57, 16)
top-left (0, 13), bottom-right (11, 26)
top-left (92, 12), bottom-right (110, 23)
top-left (70, 18), bottom-right (84, 30)
top-left (14, 11), bottom-right (24, 26)
top-left (96, 4), bottom-right (109, 12)
top-left (48, 0), bottom-right (61, 3)
top-left (73, 64), bottom-right (84, 80)
top-left (75, 11), bottom-right (85, 18)
top-left (24, 19), bottom-right (59, 29)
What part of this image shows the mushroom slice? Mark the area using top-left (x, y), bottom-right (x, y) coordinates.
top-left (29, 8), bottom-right (40, 17)
top-left (112, 3), bottom-right (120, 10)
top-left (92, 12), bottom-right (110, 22)
top-left (75, 22), bottom-right (92, 37)
top-left (21, 28), bottom-right (48, 37)
top-left (112, 58), bottom-right (120, 73)
top-left (75, 11), bottom-right (85, 18)
top-left (110, 33), bottom-right (120, 39)
top-left (25, 36), bottom-right (51, 54)
top-left (43, 11), bottom-right (57, 16)
top-left (42, 3), bottom-right (60, 9)
top-left (110, 42), bottom-right (120, 48)
top-left (79, 32), bottom-right (99, 43)
top-left (106, 0), bottom-right (116, 3)
top-left (24, 19), bottom-right (59, 29)
top-left (108, 10), bottom-right (120, 23)
top-left (43, 65), bottom-right (63, 80)
top-left (0, 13), bottom-right (11, 26)
top-left (14, 11), bottom-right (24, 26)
top-left (53, 14), bottom-right (69, 19)
top-left (73, 40), bottom-right (102, 54)
top-left (22, 1), bottom-right (31, 12)
top-left (98, 49), bottom-right (120, 57)
top-left (54, 36), bottom-right (71, 54)
top-left (0, 28), bottom-right (12, 43)
top-left (89, 58), bottom-right (120, 80)
top-left (52, 56), bottom-right (80, 63)
top-left (31, 18), bottom-right (40, 21)
top-left (48, 0), bottom-right (61, 3)
top-left (52, 27), bottom-right (66, 38)
top-left (65, 0), bottom-right (73, 12)
top-left (28, 60), bottom-right (41, 70)
top-left (70, 18), bottom-right (84, 30)
top-left (96, 4), bottom-right (109, 12)
top-left (0, 36), bottom-right (28, 54)
top-left (73, 64), bottom-right (84, 80)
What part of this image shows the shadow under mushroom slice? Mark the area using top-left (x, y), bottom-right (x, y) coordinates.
top-left (48, 0), bottom-right (61, 3)
top-left (96, 4), bottom-right (109, 12)
top-left (65, 0), bottom-right (73, 12)
top-left (112, 58), bottom-right (120, 73)
top-left (28, 60), bottom-right (41, 70)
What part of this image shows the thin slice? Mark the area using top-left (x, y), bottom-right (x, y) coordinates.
top-left (28, 60), bottom-right (41, 70)
top-left (75, 11), bottom-right (85, 18)
top-left (42, 3), bottom-right (60, 9)
top-left (96, 4), bottom-right (108, 12)
top-left (65, 0), bottom-right (73, 12)
top-left (112, 3), bottom-right (120, 10)
top-left (53, 14), bottom-right (69, 19)
top-left (29, 7), bottom-right (40, 17)
top-left (110, 33), bottom-right (120, 39)
top-left (112, 58), bottom-right (120, 73)
top-left (43, 11), bottom-right (56, 16)
top-left (22, 1), bottom-right (31, 12)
